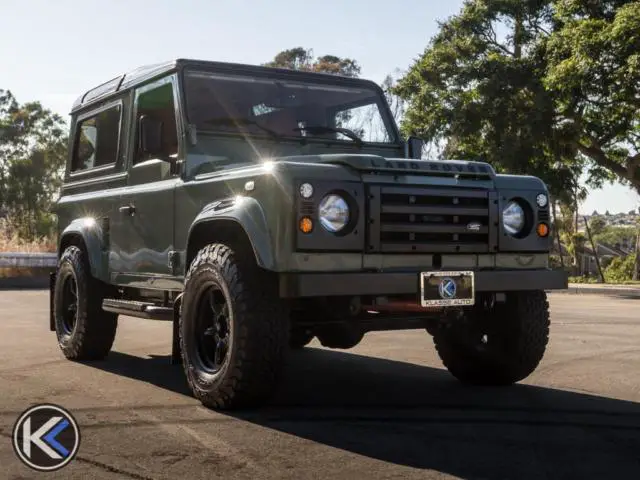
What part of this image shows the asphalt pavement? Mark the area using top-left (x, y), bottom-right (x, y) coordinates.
top-left (0, 290), bottom-right (639, 480)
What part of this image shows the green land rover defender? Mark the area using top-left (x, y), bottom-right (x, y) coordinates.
top-left (49, 59), bottom-right (568, 410)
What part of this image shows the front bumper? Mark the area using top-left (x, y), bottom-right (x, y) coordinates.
top-left (279, 268), bottom-right (568, 298)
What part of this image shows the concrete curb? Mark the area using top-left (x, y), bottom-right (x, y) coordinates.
top-left (552, 283), bottom-right (640, 299)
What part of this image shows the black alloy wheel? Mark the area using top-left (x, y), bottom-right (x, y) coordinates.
top-left (193, 283), bottom-right (232, 374)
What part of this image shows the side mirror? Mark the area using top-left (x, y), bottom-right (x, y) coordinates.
top-left (406, 136), bottom-right (425, 160)
top-left (139, 115), bottom-right (164, 158)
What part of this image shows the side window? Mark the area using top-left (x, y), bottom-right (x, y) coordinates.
top-left (72, 105), bottom-right (121, 172)
top-left (134, 82), bottom-right (178, 164)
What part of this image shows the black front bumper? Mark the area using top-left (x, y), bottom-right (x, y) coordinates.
top-left (279, 268), bottom-right (568, 298)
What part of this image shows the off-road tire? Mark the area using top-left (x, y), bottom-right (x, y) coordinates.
top-left (290, 328), bottom-right (314, 349)
top-left (53, 246), bottom-right (118, 360)
top-left (433, 290), bottom-right (550, 385)
top-left (180, 243), bottom-right (290, 410)
top-left (316, 324), bottom-right (364, 349)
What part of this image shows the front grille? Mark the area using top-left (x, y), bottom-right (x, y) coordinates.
top-left (300, 200), bottom-right (315, 216)
top-left (367, 185), bottom-right (496, 253)
top-left (538, 209), bottom-right (550, 222)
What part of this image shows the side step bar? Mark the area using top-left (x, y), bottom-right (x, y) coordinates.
top-left (102, 299), bottom-right (173, 321)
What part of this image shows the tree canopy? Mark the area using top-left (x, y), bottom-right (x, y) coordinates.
top-left (588, 215), bottom-right (607, 236)
top-left (393, 0), bottom-right (640, 202)
top-left (0, 90), bottom-right (67, 239)
top-left (263, 47), bottom-right (361, 77)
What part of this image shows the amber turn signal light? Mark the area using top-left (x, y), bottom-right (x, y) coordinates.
top-left (299, 217), bottom-right (313, 234)
top-left (536, 222), bottom-right (549, 237)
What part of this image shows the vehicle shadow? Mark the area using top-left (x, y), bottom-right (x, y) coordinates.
top-left (94, 348), bottom-right (640, 479)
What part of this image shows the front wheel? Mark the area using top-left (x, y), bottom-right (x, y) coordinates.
top-left (180, 243), bottom-right (290, 410)
top-left (433, 290), bottom-right (550, 385)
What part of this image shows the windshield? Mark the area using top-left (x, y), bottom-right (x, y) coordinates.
top-left (183, 70), bottom-right (398, 144)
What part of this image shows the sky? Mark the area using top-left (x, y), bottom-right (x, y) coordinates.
top-left (2, 0), bottom-right (638, 215)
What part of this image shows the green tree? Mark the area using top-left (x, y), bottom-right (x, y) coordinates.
top-left (593, 225), bottom-right (636, 247)
top-left (381, 69), bottom-right (406, 125)
top-left (556, 199), bottom-right (585, 272)
top-left (588, 215), bottom-right (607, 236)
top-left (393, 0), bottom-right (640, 202)
top-left (545, 1), bottom-right (640, 194)
top-left (0, 90), bottom-right (67, 239)
top-left (634, 224), bottom-right (640, 280)
top-left (263, 47), bottom-right (361, 77)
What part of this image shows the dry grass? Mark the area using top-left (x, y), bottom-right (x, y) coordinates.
top-left (0, 220), bottom-right (56, 278)
top-left (0, 220), bottom-right (56, 253)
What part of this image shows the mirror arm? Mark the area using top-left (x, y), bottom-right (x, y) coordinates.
top-left (157, 154), bottom-right (181, 175)
top-left (405, 135), bottom-right (425, 160)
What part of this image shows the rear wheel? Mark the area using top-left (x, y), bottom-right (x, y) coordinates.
top-left (53, 246), bottom-right (118, 360)
top-left (433, 291), bottom-right (550, 385)
top-left (180, 243), bottom-right (290, 410)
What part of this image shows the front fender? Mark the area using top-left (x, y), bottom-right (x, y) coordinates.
top-left (58, 217), bottom-right (108, 282)
top-left (188, 196), bottom-right (276, 270)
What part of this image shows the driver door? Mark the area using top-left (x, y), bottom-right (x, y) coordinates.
top-left (110, 75), bottom-right (182, 285)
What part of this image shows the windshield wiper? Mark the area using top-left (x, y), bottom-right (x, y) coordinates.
top-left (203, 117), bottom-right (283, 139)
top-left (293, 125), bottom-right (364, 147)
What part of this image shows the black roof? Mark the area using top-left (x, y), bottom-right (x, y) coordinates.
top-left (71, 60), bottom-right (176, 113)
top-left (70, 58), bottom-right (383, 114)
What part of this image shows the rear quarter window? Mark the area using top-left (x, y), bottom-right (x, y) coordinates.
top-left (71, 105), bottom-right (122, 172)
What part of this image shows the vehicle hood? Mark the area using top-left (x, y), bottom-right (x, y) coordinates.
top-left (274, 153), bottom-right (496, 179)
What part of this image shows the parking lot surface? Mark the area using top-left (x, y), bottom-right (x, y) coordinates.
top-left (1, 290), bottom-right (639, 479)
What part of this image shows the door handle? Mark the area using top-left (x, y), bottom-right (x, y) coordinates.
top-left (119, 204), bottom-right (136, 216)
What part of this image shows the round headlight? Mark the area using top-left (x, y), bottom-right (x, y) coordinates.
top-left (503, 201), bottom-right (525, 236)
top-left (536, 193), bottom-right (548, 208)
top-left (319, 194), bottom-right (350, 233)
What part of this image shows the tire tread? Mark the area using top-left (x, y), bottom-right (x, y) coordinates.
top-left (180, 243), bottom-right (289, 409)
top-left (55, 246), bottom-right (118, 360)
top-left (434, 290), bottom-right (550, 385)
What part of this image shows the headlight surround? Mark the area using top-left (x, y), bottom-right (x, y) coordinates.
top-left (319, 194), bottom-right (350, 233)
top-left (503, 200), bottom-right (526, 236)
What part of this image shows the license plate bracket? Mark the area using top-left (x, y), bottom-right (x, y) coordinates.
top-left (419, 270), bottom-right (475, 307)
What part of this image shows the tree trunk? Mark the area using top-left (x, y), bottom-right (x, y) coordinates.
top-left (514, 12), bottom-right (523, 59)
top-left (634, 229), bottom-right (640, 282)
top-left (574, 186), bottom-right (579, 235)
top-left (584, 216), bottom-right (605, 283)
top-left (552, 200), bottom-right (565, 268)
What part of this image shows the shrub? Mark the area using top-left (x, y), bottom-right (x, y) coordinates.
top-left (604, 254), bottom-right (637, 283)
top-left (568, 276), bottom-right (598, 284)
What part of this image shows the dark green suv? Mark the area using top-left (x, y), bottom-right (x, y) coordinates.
top-left (49, 59), bottom-right (568, 410)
